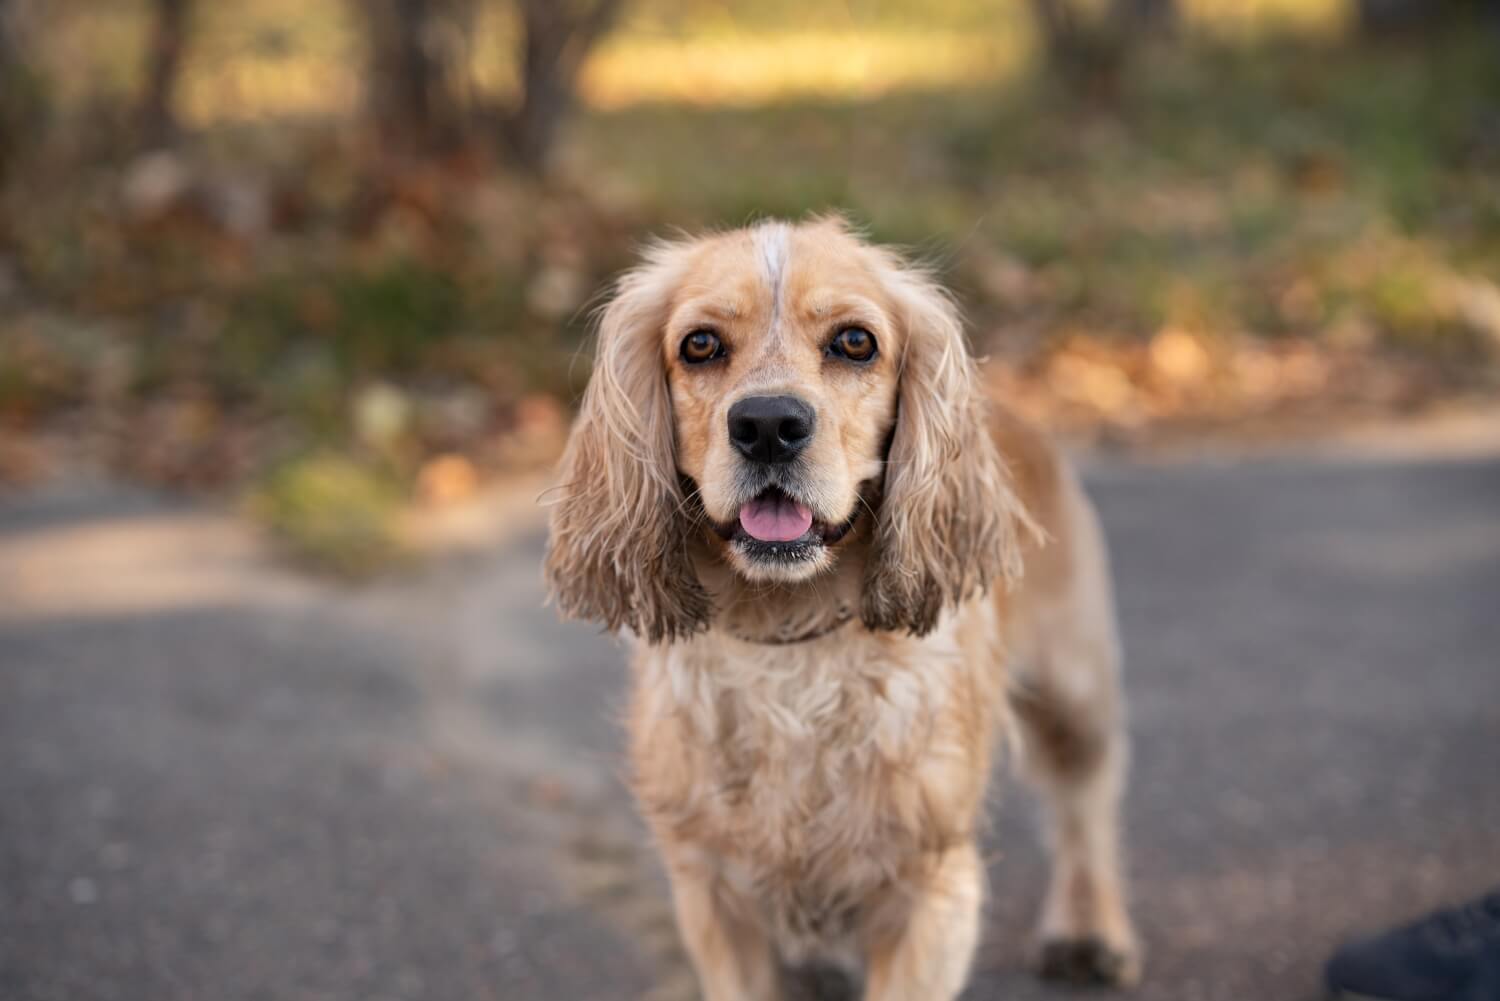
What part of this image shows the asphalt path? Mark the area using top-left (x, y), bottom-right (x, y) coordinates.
top-left (2, 451), bottom-right (1498, 1000)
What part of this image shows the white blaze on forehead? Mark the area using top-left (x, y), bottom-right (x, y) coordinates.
top-left (753, 221), bottom-right (791, 324)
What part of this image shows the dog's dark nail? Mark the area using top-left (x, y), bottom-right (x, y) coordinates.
top-left (1038, 937), bottom-right (1128, 987)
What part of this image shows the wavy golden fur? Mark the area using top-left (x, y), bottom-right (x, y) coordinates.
top-left (546, 218), bottom-right (1139, 999)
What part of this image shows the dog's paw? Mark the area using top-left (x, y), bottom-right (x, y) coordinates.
top-left (1036, 936), bottom-right (1141, 988)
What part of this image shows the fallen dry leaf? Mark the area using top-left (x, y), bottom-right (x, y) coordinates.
top-left (415, 453), bottom-right (479, 507)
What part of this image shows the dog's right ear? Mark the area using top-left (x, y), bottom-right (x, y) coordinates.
top-left (543, 246), bottom-right (712, 644)
top-left (861, 256), bottom-right (1030, 636)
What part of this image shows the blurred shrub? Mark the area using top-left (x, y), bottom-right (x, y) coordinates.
top-left (249, 453), bottom-right (404, 578)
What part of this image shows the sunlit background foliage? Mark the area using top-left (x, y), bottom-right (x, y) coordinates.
top-left (1, 0), bottom-right (1497, 570)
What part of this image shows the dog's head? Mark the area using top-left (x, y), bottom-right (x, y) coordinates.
top-left (545, 218), bottom-right (1024, 642)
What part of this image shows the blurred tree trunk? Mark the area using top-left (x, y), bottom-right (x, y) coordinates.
top-left (357, 0), bottom-right (475, 155)
top-left (504, 0), bottom-right (623, 173)
top-left (1358, 0), bottom-right (1439, 33)
top-left (1029, 0), bottom-right (1173, 95)
top-left (1031, 0), bottom-right (1175, 49)
top-left (0, 0), bottom-right (43, 183)
top-left (1357, 0), bottom-right (1499, 34)
top-left (139, 0), bottom-right (191, 148)
top-left (0, 0), bottom-right (20, 181)
top-left (1112, 0), bottom-right (1175, 36)
top-left (1028, 0), bottom-right (1086, 64)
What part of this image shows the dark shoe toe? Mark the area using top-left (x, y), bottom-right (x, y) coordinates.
top-left (1325, 936), bottom-right (1465, 1001)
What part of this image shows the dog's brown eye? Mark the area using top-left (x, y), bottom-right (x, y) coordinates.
top-left (680, 330), bottom-right (723, 364)
top-left (829, 327), bottom-right (877, 362)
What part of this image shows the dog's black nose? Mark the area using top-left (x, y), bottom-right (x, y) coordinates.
top-left (727, 395), bottom-right (816, 465)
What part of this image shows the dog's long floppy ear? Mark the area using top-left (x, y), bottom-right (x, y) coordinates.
top-left (862, 260), bottom-right (1029, 636)
top-left (544, 247), bottom-right (712, 643)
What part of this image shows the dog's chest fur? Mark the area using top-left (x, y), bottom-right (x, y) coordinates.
top-left (629, 603), bottom-right (1004, 957)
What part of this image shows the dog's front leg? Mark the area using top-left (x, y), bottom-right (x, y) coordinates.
top-left (667, 859), bottom-right (779, 1001)
top-left (864, 842), bottom-right (984, 1001)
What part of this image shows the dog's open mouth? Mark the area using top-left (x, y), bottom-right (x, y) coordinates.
top-left (739, 488), bottom-right (813, 542)
top-left (711, 487), bottom-right (857, 560)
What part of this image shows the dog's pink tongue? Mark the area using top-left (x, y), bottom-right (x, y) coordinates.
top-left (739, 494), bottom-right (813, 543)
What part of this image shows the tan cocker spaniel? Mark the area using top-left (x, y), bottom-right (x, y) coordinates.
top-left (546, 218), bottom-right (1139, 1000)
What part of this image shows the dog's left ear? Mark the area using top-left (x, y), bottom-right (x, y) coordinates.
top-left (544, 246), bottom-right (712, 643)
top-left (862, 263), bottom-right (1028, 636)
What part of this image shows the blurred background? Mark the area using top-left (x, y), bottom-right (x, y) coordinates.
top-left (1, 0), bottom-right (1498, 552)
top-left (1, 2), bottom-right (1498, 1000)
